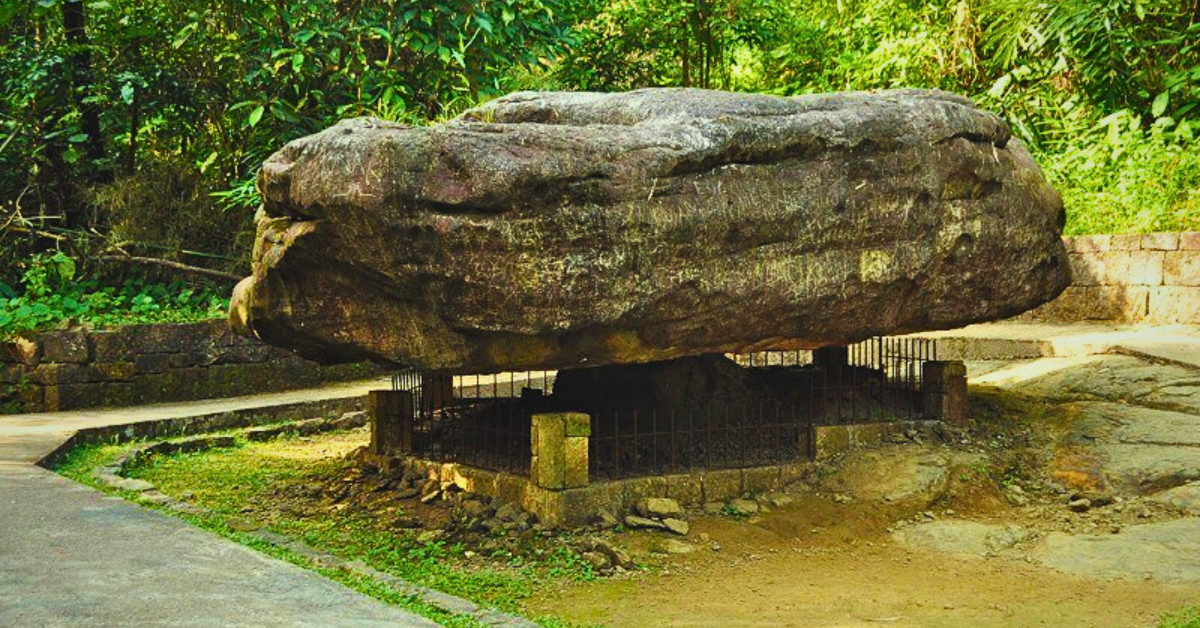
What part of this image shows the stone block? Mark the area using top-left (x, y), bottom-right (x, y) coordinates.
top-left (742, 465), bottom-right (782, 493)
top-left (1109, 233), bottom-right (1142, 250)
top-left (168, 352), bottom-right (209, 368)
top-left (18, 383), bottom-right (44, 412)
top-left (0, 364), bottom-right (26, 384)
top-left (1147, 287), bottom-right (1200, 324)
top-left (208, 344), bottom-right (273, 365)
top-left (136, 368), bottom-right (206, 401)
top-left (30, 363), bottom-right (88, 385)
top-left (1164, 252), bottom-right (1200, 287)
top-left (134, 353), bottom-right (172, 374)
top-left (813, 425), bottom-right (850, 460)
top-left (848, 422), bottom-right (887, 448)
top-left (1070, 234), bottom-right (1110, 252)
top-left (89, 330), bottom-right (132, 362)
top-left (87, 361), bottom-right (136, 382)
top-left (663, 473), bottom-right (704, 506)
top-left (1142, 232), bottom-right (1180, 251)
top-left (492, 472), bottom-right (529, 506)
top-left (135, 323), bottom-right (193, 354)
top-left (368, 389), bottom-right (413, 456)
top-left (616, 475), bottom-right (668, 513)
top-left (1102, 251), bottom-right (1164, 286)
top-left (779, 462), bottom-right (809, 487)
top-left (0, 342), bottom-right (17, 364)
top-left (700, 469), bottom-right (742, 503)
top-left (531, 413), bottom-right (568, 489)
top-left (563, 412), bottom-right (591, 437)
top-left (922, 360), bottom-right (968, 425)
top-left (564, 437), bottom-right (589, 489)
top-left (560, 482), bottom-right (623, 527)
top-left (1067, 253), bottom-right (1104, 286)
top-left (526, 487), bottom-right (566, 526)
top-left (41, 330), bottom-right (88, 363)
top-left (43, 383), bottom-right (95, 411)
top-left (1031, 286), bottom-right (1149, 322)
top-left (1181, 232), bottom-right (1200, 251)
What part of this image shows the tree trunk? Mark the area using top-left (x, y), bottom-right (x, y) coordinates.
top-left (62, 1), bottom-right (105, 172)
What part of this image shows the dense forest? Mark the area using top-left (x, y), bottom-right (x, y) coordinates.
top-left (1, 0), bottom-right (1199, 333)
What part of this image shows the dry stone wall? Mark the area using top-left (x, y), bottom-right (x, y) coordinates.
top-left (1020, 232), bottom-right (1200, 324)
top-left (0, 320), bottom-right (383, 413)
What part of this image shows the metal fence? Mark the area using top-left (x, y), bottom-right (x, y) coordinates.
top-left (391, 336), bottom-right (936, 479)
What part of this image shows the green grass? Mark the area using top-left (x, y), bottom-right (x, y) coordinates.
top-left (1160, 607), bottom-right (1200, 628)
top-left (54, 430), bottom-right (599, 628)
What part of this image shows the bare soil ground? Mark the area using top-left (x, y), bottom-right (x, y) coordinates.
top-left (529, 495), bottom-right (1197, 628)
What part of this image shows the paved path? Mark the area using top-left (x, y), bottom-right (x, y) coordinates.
top-left (0, 378), bottom-right (440, 628)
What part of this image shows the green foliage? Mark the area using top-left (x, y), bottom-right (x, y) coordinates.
top-left (0, 252), bottom-right (228, 338)
top-left (1, 0), bottom-right (574, 225)
top-left (558, 0), bottom-right (1200, 235)
top-left (554, 0), bottom-right (786, 90)
top-left (1160, 606), bottom-right (1200, 628)
top-left (3, 0), bottom-right (1198, 241)
top-left (1046, 111), bottom-right (1200, 234)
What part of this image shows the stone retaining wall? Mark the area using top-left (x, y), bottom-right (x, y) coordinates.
top-left (1021, 232), bottom-right (1200, 324)
top-left (1, 320), bottom-right (384, 413)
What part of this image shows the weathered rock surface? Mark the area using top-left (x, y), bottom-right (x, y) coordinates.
top-left (1034, 518), bottom-right (1200, 584)
top-left (1150, 483), bottom-right (1200, 515)
top-left (231, 88), bottom-right (1068, 372)
top-left (894, 520), bottom-right (1032, 557)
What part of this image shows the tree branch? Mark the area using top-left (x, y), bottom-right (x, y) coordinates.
top-left (97, 255), bottom-right (243, 282)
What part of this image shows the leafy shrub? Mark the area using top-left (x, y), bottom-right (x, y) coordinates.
top-left (0, 252), bottom-right (228, 338)
top-left (1047, 111), bottom-right (1200, 234)
top-left (87, 156), bottom-right (252, 269)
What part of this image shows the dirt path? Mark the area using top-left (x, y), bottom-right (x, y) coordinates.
top-left (531, 502), bottom-right (1198, 628)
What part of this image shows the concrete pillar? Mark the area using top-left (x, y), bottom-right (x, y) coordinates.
top-left (369, 389), bottom-right (414, 456)
top-left (530, 413), bottom-right (590, 490)
top-left (921, 360), bottom-right (968, 425)
top-left (812, 345), bottom-right (848, 368)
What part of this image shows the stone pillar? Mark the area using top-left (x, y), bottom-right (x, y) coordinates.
top-left (812, 345), bottom-right (848, 368)
top-left (530, 413), bottom-right (590, 490)
top-left (421, 373), bottom-right (454, 411)
top-left (369, 389), bottom-right (414, 456)
top-left (922, 360), bottom-right (967, 425)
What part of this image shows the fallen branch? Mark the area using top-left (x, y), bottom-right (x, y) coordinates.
top-left (97, 255), bottom-right (243, 282)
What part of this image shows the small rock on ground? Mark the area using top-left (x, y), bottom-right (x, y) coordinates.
top-left (625, 515), bottom-right (666, 530)
top-left (662, 518), bottom-right (689, 535)
top-left (727, 498), bottom-right (759, 516)
top-left (638, 497), bottom-right (683, 519)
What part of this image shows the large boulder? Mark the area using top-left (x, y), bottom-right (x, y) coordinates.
top-left (230, 88), bottom-right (1069, 373)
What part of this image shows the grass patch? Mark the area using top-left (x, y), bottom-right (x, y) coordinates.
top-left (1161, 607), bottom-right (1200, 628)
top-left (54, 429), bottom-right (599, 628)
